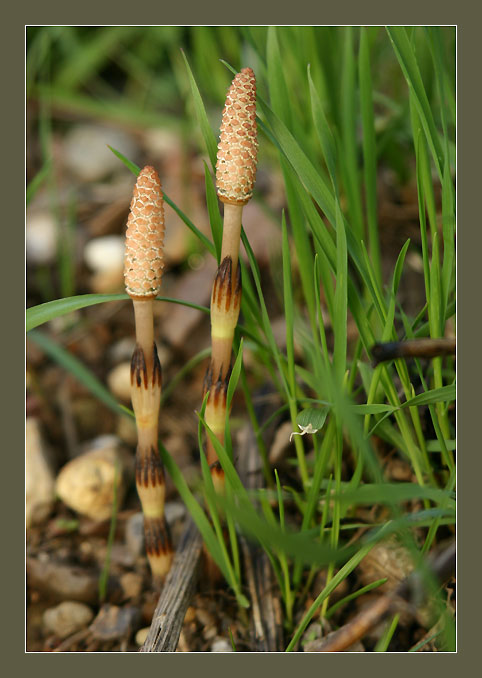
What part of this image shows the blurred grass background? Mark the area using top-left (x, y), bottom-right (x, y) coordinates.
top-left (27, 26), bottom-right (455, 190)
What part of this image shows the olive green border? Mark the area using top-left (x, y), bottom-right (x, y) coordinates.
top-left (13, 4), bottom-right (474, 675)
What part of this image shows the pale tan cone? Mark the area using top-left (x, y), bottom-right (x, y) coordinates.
top-left (125, 166), bottom-right (165, 299)
top-left (125, 166), bottom-right (172, 580)
top-left (216, 67), bottom-right (258, 206)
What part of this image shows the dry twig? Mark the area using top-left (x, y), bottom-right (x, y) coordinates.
top-left (140, 517), bottom-right (203, 652)
top-left (313, 540), bottom-right (455, 652)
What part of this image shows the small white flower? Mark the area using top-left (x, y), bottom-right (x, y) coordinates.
top-left (289, 423), bottom-right (321, 442)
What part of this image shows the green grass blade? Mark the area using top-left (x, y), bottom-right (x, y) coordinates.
top-left (286, 541), bottom-right (375, 651)
top-left (28, 329), bottom-right (131, 418)
top-left (108, 145), bottom-right (216, 256)
top-left (26, 294), bottom-right (209, 332)
top-left (409, 630), bottom-right (443, 652)
top-left (55, 27), bottom-right (137, 90)
top-left (282, 164), bottom-right (317, 334)
top-left (281, 213), bottom-right (295, 395)
top-left (258, 98), bottom-right (385, 333)
top-left (359, 28), bottom-right (382, 287)
top-left (337, 483), bottom-right (454, 510)
top-left (158, 440), bottom-right (232, 585)
top-left (386, 26), bottom-right (443, 180)
top-left (340, 27), bottom-right (364, 240)
top-left (107, 145), bottom-right (140, 175)
top-left (308, 65), bottom-right (337, 188)
top-left (259, 97), bottom-right (336, 225)
top-left (333, 198), bottom-right (348, 382)
top-left (26, 160), bottom-right (52, 206)
top-left (401, 383), bottom-right (455, 409)
top-left (325, 578), bottom-right (388, 619)
top-left (266, 27), bottom-right (292, 128)
top-left (181, 49), bottom-right (218, 172)
top-left (161, 347), bottom-right (211, 407)
top-left (374, 614), bottom-right (400, 651)
top-left (204, 161), bottom-right (223, 263)
top-left (441, 153), bottom-right (455, 317)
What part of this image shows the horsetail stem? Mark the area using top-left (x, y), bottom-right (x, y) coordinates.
top-left (124, 165), bottom-right (173, 581)
top-left (204, 68), bottom-right (258, 470)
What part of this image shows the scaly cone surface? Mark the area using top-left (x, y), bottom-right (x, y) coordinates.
top-left (216, 67), bottom-right (258, 207)
top-left (124, 166), bottom-right (165, 299)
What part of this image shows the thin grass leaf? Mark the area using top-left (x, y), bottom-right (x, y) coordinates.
top-left (157, 440), bottom-right (231, 584)
top-left (28, 329), bottom-right (132, 418)
top-left (26, 160), bottom-right (52, 206)
top-left (228, 628), bottom-right (237, 651)
top-left (259, 97), bottom-right (336, 225)
top-left (340, 26), bottom-right (364, 240)
top-left (107, 145), bottom-right (140, 175)
top-left (31, 83), bottom-right (177, 130)
top-left (161, 347), bottom-right (211, 407)
top-left (204, 162), bottom-right (223, 262)
top-left (281, 212), bottom-right (296, 395)
top-left (26, 294), bottom-right (209, 332)
top-left (197, 397), bottom-right (243, 604)
top-left (282, 163), bottom-right (317, 335)
top-left (337, 483), bottom-right (455, 509)
top-left (240, 230), bottom-right (290, 397)
top-left (359, 27), bottom-right (382, 286)
top-left (55, 27), bottom-right (136, 90)
top-left (412, 124), bottom-right (432, 305)
top-left (375, 614), bottom-right (400, 651)
top-left (108, 145), bottom-right (216, 256)
top-left (164, 192), bottom-right (215, 256)
top-left (292, 419), bottom-right (335, 587)
top-left (325, 577), bottom-right (388, 619)
top-left (286, 541), bottom-right (375, 651)
top-left (409, 630), bottom-right (443, 652)
top-left (386, 26), bottom-right (443, 180)
top-left (441, 151), bottom-right (455, 316)
top-left (332, 199), bottom-right (348, 382)
top-left (181, 49), bottom-right (218, 172)
top-left (220, 490), bottom-right (353, 569)
top-left (267, 27), bottom-right (292, 128)
top-left (352, 404), bottom-right (396, 415)
top-left (223, 339), bottom-right (245, 461)
top-left (400, 383), bottom-right (455, 409)
top-left (296, 407), bottom-right (329, 432)
top-left (392, 239), bottom-right (411, 298)
top-left (308, 65), bottom-right (337, 187)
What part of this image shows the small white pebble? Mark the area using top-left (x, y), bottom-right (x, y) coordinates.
top-left (164, 501), bottom-right (186, 524)
top-left (136, 627), bottom-right (150, 646)
top-left (43, 601), bottom-right (94, 639)
top-left (63, 124), bottom-right (137, 182)
top-left (26, 212), bottom-right (58, 265)
top-left (55, 438), bottom-right (132, 521)
top-left (84, 235), bottom-right (125, 273)
top-left (107, 362), bottom-right (132, 403)
top-left (26, 418), bottom-right (56, 528)
top-left (211, 637), bottom-right (233, 652)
